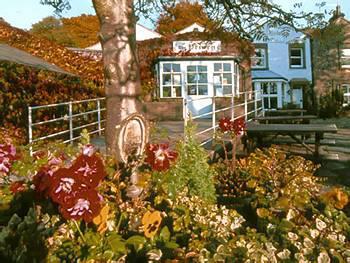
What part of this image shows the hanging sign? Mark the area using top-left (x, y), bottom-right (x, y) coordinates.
top-left (173, 41), bottom-right (221, 53)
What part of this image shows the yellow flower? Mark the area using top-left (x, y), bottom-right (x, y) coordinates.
top-left (93, 204), bottom-right (110, 234)
top-left (322, 187), bottom-right (349, 209)
top-left (142, 210), bottom-right (162, 238)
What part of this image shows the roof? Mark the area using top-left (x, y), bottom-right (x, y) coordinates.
top-left (85, 24), bottom-right (162, 50)
top-left (157, 55), bottom-right (239, 62)
top-left (175, 23), bottom-right (206, 35)
top-left (252, 70), bottom-right (288, 81)
top-left (0, 44), bottom-right (73, 75)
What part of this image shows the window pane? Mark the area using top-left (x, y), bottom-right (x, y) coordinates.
top-left (291, 58), bottom-right (302, 66)
top-left (263, 98), bottom-right (269, 109)
top-left (163, 86), bottom-right (171, 97)
top-left (214, 63), bottom-right (222, 72)
top-left (223, 73), bottom-right (232, 84)
top-left (223, 85), bottom-right (232, 95)
top-left (198, 85), bottom-right (208, 95)
top-left (187, 73), bottom-right (196, 83)
top-left (213, 73), bottom-right (221, 85)
top-left (173, 74), bottom-right (181, 85)
top-left (198, 73), bottom-right (207, 83)
top-left (173, 64), bottom-right (181, 72)
top-left (215, 85), bottom-right (223, 96)
top-left (290, 48), bottom-right (301, 57)
top-left (163, 63), bottom-right (171, 72)
top-left (198, 66), bottom-right (207, 72)
top-left (188, 85), bottom-right (197, 95)
top-left (173, 86), bottom-right (182, 97)
top-left (270, 83), bottom-right (277, 94)
top-left (162, 74), bottom-right (171, 85)
top-left (187, 66), bottom-right (196, 72)
top-left (262, 83), bottom-right (269, 94)
top-left (270, 97), bottom-right (278, 109)
top-left (223, 63), bottom-right (231, 72)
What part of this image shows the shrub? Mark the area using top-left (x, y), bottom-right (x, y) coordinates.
top-left (319, 88), bottom-right (344, 118)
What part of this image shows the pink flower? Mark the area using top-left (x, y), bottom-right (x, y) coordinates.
top-left (82, 144), bottom-right (96, 157)
top-left (145, 143), bottom-right (178, 171)
top-left (0, 143), bottom-right (17, 175)
top-left (10, 181), bottom-right (26, 194)
top-left (59, 189), bottom-right (101, 223)
top-left (71, 154), bottom-right (105, 188)
top-left (0, 156), bottom-right (11, 174)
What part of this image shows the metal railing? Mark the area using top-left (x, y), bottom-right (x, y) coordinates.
top-left (28, 98), bottom-right (106, 152)
top-left (183, 90), bottom-right (263, 146)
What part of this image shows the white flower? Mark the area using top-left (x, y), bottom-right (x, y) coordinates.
top-left (317, 251), bottom-right (330, 263)
top-left (265, 242), bottom-right (277, 252)
top-left (288, 232), bottom-right (299, 241)
top-left (338, 234), bottom-right (346, 243)
top-left (310, 229), bottom-right (320, 239)
top-left (294, 241), bottom-right (303, 250)
top-left (316, 218), bottom-right (327, 231)
top-left (286, 209), bottom-right (297, 221)
top-left (327, 233), bottom-right (338, 241)
top-left (303, 237), bottom-right (315, 249)
top-left (277, 249), bottom-right (291, 260)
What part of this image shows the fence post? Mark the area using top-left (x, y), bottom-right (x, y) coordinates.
top-left (231, 94), bottom-right (234, 120)
top-left (244, 92), bottom-right (248, 121)
top-left (212, 96), bottom-right (216, 135)
top-left (254, 90), bottom-right (258, 118)
top-left (28, 106), bottom-right (33, 155)
top-left (69, 101), bottom-right (73, 144)
top-left (97, 100), bottom-right (101, 136)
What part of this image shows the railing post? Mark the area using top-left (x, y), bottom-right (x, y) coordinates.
top-left (69, 101), bottom-right (73, 144)
top-left (231, 94), bottom-right (234, 120)
top-left (97, 100), bottom-right (101, 136)
top-left (244, 92), bottom-right (248, 121)
top-left (254, 90), bottom-right (258, 118)
top-left (212, 96), bottom-right (216, 135)
top-left (28, 106), bottom-right (33, 155)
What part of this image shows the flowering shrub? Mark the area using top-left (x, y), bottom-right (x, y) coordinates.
top-left (0, 129), bottom-right (349, 262)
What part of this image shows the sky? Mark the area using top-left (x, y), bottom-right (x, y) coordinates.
top-left (0, 0), bottom-right (349, 31)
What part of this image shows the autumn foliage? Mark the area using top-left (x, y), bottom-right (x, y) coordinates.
top-left (0, 20), bottom-right (103, 85)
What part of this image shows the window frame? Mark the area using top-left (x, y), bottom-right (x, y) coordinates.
top-left (252, 44), bottom-right (268, 70)
top-left (186, 65), bottom-right (208, 96)
top-left (160, 63), bottom-right (182, 98)
top-left (289, 43), bottom-right (305, 69)
top-left (213, 62), bottom-right (235, 96)
top-left (341, 48), bottom-right (350, 69)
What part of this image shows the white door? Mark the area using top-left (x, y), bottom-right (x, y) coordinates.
top-left (186, 63), bottom-right (213, 118)
top-left (291, 87), bottom-right (303, 108)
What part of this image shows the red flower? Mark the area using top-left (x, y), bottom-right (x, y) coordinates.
top-left (232, 117), bottom-right (246, 136)
top-left (49, 168), bottom-right (87, 204)
top-left (218, 117), bottom-right (246, 136)
top-left (219, 117), bottom-right (233, 132)
top-left (82, 144), bottom-right (96, 157)
top-left (59, 189), bottom-right (101, 223)
top-left (10, 181), bottom-right (26, 194)
top-left (71, 154), bottom-right (105, 188)
top-left (145, 143), bottom-right (178, 171)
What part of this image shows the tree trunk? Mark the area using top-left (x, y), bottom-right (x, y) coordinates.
top-left (93, 0), bottom-right (141, 155)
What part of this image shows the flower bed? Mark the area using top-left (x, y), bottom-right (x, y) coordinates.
top-left (0, 124), bottom-right (349, 262)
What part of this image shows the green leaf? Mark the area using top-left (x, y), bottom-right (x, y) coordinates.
top-left (164, 241), bottom-right (179, 249)
top-left (126, 235), bottom-right (146, 252)
top-left (160, 226), bottom-right (170, 242)
top-left (107, 234), bottom-right (126, 254)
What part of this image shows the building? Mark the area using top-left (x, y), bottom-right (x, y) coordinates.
top-left (251, 25), bottom-right (313, 109)
top-left (313, 6), bottom-right (350, 106)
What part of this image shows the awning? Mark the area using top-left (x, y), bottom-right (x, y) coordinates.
top-left (252, 70), bottom-right (288, 81)
top-left (289, 78), bottom-right (310, 85)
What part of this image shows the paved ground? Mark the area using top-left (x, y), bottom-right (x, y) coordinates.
top-left (92, 117), bottom-right (350, 186)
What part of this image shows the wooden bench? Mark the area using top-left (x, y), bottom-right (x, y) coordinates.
top-left (254, 115), bottom-right (317, 124)
top-left (264, 109), bottom-right (307, 116)
top-left (246, 123), bottom-right (338, 157)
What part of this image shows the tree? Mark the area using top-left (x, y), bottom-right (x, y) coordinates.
top-left (40, 0), bottom-right (330, 158)
top-left (156, 0), bottom-right (217, 35)
top-left (30, 15), bottom-right (99, 48)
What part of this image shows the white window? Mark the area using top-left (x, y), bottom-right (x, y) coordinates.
top-left (342, 84), bottom-right (350, 106)
top-left (187, 65), bottom-right (208, 95)
top-left (161, 63), bottom-right (182, 98)
top-left (213, 62), bottom-right (233, 96)
top-left (252, 47), bottom-right (267, 69)
top-left (289, 46), bottom-right (304, 68)
top-left (261, 82), bottom-right (278, 109)
top-left (341, 49), bottom-right (350, 69)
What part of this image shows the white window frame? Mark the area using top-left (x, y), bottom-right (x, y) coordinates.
top-left (252, 47), bottom-right (267, 69)
top-left (213, 62), bottom-right (235, 96)
top-left (261, 82), bottom-right (279, 109)
top-left (186, 65), bottom-right (208, 96)
top-left (290, 47), bottom-right (304, 68)
top-left (341, 49), bottom-right (350, 69)
top-left (160, 63), bottom-right (182, 98)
